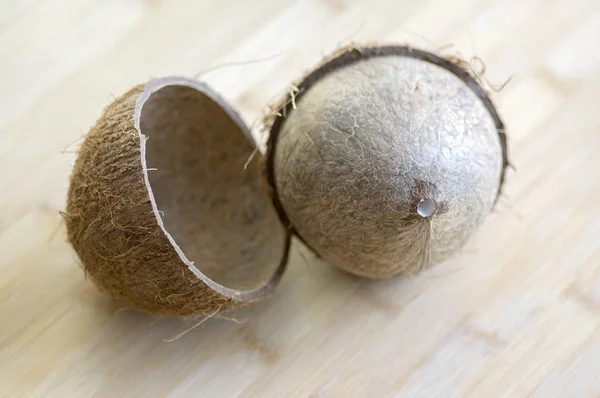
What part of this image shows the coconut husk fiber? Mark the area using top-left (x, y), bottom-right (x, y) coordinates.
top-left (65, 77), bottom-right (290, 317)
top-left (263, 44), bottom-right (508, 279)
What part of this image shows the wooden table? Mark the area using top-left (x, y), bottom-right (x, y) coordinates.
top-left (1, 1), bottom-right (599, 396)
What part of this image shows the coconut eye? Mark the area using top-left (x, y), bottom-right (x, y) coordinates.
top-left (417, 198), bottom-right (437, 218)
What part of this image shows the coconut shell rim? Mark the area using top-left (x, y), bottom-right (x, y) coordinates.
top-left (263, 44), bottom-right (509, 245)
top-left (135, 76), bottom-right (291, 302)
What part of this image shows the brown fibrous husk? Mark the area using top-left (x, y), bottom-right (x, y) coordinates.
top-left (65, 77), bottom-right (289, 317)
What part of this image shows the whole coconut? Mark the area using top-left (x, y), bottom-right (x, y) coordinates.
top-left (65, 77), bottom-right (290, 316)
top-left (265, 45), bottom-right (508, 278)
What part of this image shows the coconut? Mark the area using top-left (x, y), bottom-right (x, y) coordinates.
top-left (264, 45), bottom-right (508, 279)
top-left (65, 77), bottom-right (290, 317)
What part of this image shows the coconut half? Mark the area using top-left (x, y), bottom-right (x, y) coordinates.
top-left (264, 45), bottom-right (509, 279)
top-left (65, 77), bottom-right (290, 316)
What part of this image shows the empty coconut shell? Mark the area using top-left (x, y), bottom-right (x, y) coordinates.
top-left (65, 77), bottom-right (290, 317)
top-left (264, 45), bottom-right (508, 279)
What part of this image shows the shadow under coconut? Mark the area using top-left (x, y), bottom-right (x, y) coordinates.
top-left (57, 238), bottom-right (488, 396)
top-left (81, 243), bottom-right (412, 347)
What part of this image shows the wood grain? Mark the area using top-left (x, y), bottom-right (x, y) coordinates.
top-left (1, 0), bottom-right (599, 397)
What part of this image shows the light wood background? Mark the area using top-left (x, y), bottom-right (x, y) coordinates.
top-left (1, 0), bottom-right (599, 397)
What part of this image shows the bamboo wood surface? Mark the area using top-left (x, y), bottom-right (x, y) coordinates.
top-left (1, 0), bottom-right (599, 397)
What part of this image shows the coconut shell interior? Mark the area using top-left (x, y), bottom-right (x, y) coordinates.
top-left (136, 78), bottom-right (289, 296)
